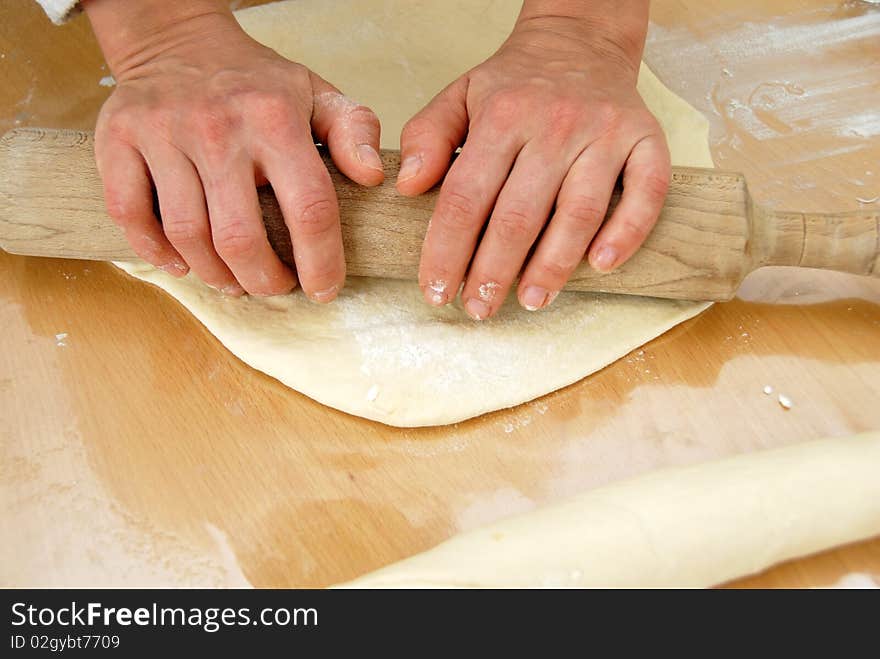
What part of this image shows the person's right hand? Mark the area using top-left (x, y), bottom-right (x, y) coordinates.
top-left (85, 0), bottom-right (384, 299)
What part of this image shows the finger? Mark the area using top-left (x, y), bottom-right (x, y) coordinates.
top-left (96, 141), bottom-right (188, 276)
top-left (460, 143), bottom-right (569, 320)
top-left (517, 142), bottom-right (625, 310)
top-left (397, 75), bottom-right (470, 196)
top-left (145, 147), bottom-right (244, 294)
top-left (199, 157), bottom-right (297, 296)
top-left (417, 130), bottom-right (522, 308)
top-left (260, 136), bottom-right (345, 302)
top-left (587, 133), bottom-right (670, 273)
top-left (310, 73), bottom-right (384, 187)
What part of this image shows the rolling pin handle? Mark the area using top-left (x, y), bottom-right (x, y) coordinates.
top-left (752, 203), bottom-right (880, 278)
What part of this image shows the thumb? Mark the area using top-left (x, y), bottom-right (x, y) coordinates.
top-left (397, 75), bottom-right (469, 196)
top-left (310, 72), bottom-right (384, 187)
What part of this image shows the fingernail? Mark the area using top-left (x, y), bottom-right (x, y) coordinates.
top-left (397, 154), bottom-right (422, 183)
top-left (464, 298), bottom-right (490, 321)
top-left (311, 284), bottom-right (339, 303)
top-left (591, 245), bottom-right (619, 273)
top-left (356, 144), bottom-right (384, 171)
top-left (160, 260), bottom-right (189, 277)
top-left (425, 279), bottom-right (448, 306)
top-left (521, 285), bottom-right (550, 311)
top-left (220, 283), bottom-right (245, 297)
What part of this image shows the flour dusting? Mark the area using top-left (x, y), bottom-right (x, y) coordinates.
top-left (334, 280), bottom-right (615, 394)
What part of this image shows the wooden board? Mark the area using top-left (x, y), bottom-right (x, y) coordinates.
top-left (1, 0), bottom-right (878, 588)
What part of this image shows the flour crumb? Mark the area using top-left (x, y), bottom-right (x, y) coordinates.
top-left (99, 75), bottom-right (116, 87)
top-left (763, 385), bottom-right (773, 395)
top-left (366, 384), bottom-right (379, 402)
top-left (55, 332), bottom-right (68, 347)
top-left (315, 91), bottom-right (359, 115)
top-left (478, 281), bottom-right (500, 302)
top-left (501, 413), bottom-right (533, 434)
top-left (531, 402), bottom-right (549, 415)
top-left (777, 393), bottom-right (793, 409)
top-left (428, 279), bottom-right (447, 304)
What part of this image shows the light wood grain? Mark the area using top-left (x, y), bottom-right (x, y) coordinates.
top-left (2, 127), bottom-right (878, 301)
top-left (1, 0), bottom-right (878, 589)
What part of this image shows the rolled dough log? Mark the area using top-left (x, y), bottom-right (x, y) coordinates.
top-left (338, 433), bottom-right (880, 587)
top-left (115, 0), bottom-right (714, 426)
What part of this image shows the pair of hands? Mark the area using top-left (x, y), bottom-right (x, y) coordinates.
top-left (88, 1), bottom-right (670, 320)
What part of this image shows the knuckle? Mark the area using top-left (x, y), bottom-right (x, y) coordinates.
top-left (101, 110), bottom-right (135, 143)
top-left (559, 195), bottom-right (606, 228)
top-left (195, 107), bottom-right (240, 148)
top-left (437, 190), bottom-right (479, 231)
top-left (641, 170), bottom-right (671, 201)
top-left (248, 90), bottom-right (288, 116)
top-left (349, 104), bottom-right (379, 127)
top-left (246, 92), bottom-right (296, 132)
top-left (484, 91), bottom-right (521, 127)
top-left (213, 221), bottom-right (262, 259)
top-left (104, 193), bottom-right (141, 225)
top-left (536, 257), bottom-right (573, 283)
top-left (291, 196), bottom-right (337, 236)
top-left (283, 61), bottom-right (311, 85)
top-left (164, 218), bottom-right (209, 249)
top-left (492, 205), bottom-right (537, 245)
top-left (619, 217), bottom-right (652, 241)
top-left (545, 100), bottom-right (581, 139)
top-left (401, 116), bottom-right (436, 142)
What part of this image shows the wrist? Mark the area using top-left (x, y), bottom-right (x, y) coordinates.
top-left (514, 0), bottom-right (649, 71)
top-left (83, 0), bottom-right (241, 78)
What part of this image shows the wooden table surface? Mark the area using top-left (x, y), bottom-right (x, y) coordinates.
top-left (1, 0), bottom-right (879, 588)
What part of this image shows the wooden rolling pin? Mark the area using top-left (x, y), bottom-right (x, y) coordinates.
top-left (1, 127), bottom-right (877, 301)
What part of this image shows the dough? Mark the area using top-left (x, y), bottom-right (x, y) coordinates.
top-left (115, 0), bottom-right (714, 427)
top-left (234, 0), bottom-right (714, 161)
top-left (116, 261), bottom-right (709, 426)
top-left (338, 433), bottom-right (880, 587)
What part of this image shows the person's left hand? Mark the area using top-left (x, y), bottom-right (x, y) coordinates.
top-left (397, 13), bottom-right (670, 319)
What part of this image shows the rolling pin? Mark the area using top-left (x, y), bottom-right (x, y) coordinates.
top-left (0, 127), bottom-right (877, 301)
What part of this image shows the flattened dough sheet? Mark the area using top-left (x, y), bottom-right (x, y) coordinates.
top-left (116, 0), bottom-right (714, 426)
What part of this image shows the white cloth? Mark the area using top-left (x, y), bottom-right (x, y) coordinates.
top-left (35, 0), bottom-right (80, 24)
top-left (35, 1), bottom-right (240, 24)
